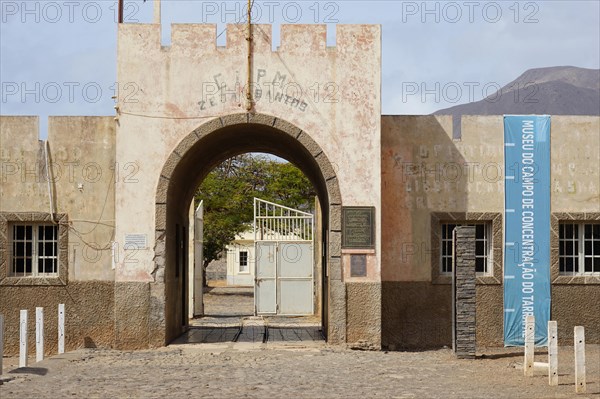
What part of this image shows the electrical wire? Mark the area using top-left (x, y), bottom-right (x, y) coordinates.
top-left (119, 111), bottom-right (222, 120)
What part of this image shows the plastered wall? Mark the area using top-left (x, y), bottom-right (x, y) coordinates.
top-left (115, 23), bottom-right (383, 347)
top-left (0, 116), bottom-right (117, 354)
top-left (0, 116), bottom-right (116, 281)
top-left (114, 24), bottom-right (382, 283)
top-left (381, 115), bottom-right (600, 349)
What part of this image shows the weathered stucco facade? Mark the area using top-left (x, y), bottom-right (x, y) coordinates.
top-left (0, 21), bottom-right (599, 355)
top-left (381, 115), bottom-right (600, 349)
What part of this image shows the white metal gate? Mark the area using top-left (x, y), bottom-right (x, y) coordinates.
top-left (254, 198), bottom-right (314, 315)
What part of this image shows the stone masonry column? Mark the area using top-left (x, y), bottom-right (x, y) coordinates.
top-left (453, 226), bottom-right (476, 359)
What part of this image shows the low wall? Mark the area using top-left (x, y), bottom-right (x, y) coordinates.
top-left (381, 283), bottom-right (600, 350)
top-left (0, 282), bottom-right (114, 356)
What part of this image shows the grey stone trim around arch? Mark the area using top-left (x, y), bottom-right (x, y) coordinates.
top-left (153, 112), bottom-right (345, 345)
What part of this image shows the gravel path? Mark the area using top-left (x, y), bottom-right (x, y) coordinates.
top-left (1, 344), bottom-right (598, 398)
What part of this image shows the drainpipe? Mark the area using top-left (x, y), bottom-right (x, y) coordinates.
top-left (118, 0), bottom-right (123, 23)
top-left (246, 0), bottom-right (253, 111)
top-left (44, 140), bottom-right (56, 223)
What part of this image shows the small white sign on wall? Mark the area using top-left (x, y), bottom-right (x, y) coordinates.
top-left (124, 234), bottom-right (147, 249)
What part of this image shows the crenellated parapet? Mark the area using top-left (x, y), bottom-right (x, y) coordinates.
top-left (118, 23), bottom-right (378, 53)
top-left (115, 23), bottom-right (381, 119)
top-left (0, 115), bottom-right (116, 218)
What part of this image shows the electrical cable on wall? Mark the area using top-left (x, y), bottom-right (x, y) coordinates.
top-left (246, 0), bottom-right (255, 111)
top-left (44, 140), bottom-right (56, 223)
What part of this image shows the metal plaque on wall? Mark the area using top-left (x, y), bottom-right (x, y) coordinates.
top-left (350, 254), bottom-right (367, 277)
top-left (342, 206), bottom-right (375, 249)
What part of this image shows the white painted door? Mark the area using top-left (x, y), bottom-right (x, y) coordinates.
top-left (255, 242), bottom-right (277, 314)
top-left (192, 201), bottom-right (204, 317)
top-left (278, 242), bottom-right (313, 315)
top-left (253, 198), bottom-right (314, 316)
top-left (255, 242), bottom-right (314, 315)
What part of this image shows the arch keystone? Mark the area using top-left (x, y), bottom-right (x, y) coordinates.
top-left (221, 113), bottom-right (248, 127)
top-left (248, 113), bottom-right (276, 126)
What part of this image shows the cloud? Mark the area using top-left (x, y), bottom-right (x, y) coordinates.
top-left (1, 0), bottom-right (598, 125)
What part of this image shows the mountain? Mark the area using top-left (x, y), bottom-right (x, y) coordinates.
top-left (435, 66), bottom-right (600, 119)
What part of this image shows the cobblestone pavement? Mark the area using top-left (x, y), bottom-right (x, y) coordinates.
top-left (1, 344), bottom-right (598, 398)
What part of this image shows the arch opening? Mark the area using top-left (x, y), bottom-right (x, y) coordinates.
top-left (154, 114), bottom-right (344, 345)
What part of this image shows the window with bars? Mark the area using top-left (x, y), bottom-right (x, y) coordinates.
top-left (239, 251), bottom-right (249, 273)
top-left (441, 223), bottom-right (491, 275)
top-left (11, 224), bottom-right (59, 277)
top-left (559, 223), bottom-right (600, 275)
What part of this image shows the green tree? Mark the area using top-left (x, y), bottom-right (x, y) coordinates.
top-left (195, 154), bottom-right (315, 283)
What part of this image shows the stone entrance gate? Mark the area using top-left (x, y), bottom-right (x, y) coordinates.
top-left (111, 22), bottom-right (383, 349)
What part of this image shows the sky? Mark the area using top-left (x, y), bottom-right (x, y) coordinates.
top-left (1, 0), bottom-right (599, 138)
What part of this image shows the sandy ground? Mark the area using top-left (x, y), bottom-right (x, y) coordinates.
top-left (1, 289), bottom-right (598, 398)
top-left (1, 344), bottom-right (598, 398)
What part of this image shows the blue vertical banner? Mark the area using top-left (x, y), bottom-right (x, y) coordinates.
top-left (503, 115), bottom-right (551, 347)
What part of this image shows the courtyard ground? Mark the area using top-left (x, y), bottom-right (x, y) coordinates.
top-left (1, 287), bottom-right (598, 398)
top-left (1, 344), bottom-right (598, 398)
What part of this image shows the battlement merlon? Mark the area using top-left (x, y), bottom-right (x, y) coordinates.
top-left (0, 116), bottom-right (115, 160)
top-left (116, 23), bottom-right (381, 55)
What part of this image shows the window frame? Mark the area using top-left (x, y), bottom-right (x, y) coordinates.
top-left (440, 222), bottom-right (492, 277)
top-left (0, 212), bottom-right (68, 286)
top-left (10, 223), bottom-right (59, 277)
top-left (551, 213), bottom-right (600, 285)
top-left (558, 221), bottom-right (600, 277)
top-left (431, 212), bottom-right (502, 285)
top-left (238, 250), bottom-right (249, 274)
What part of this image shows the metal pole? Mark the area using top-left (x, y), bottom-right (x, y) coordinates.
top-left (246, 0), bottom-right (253, 111)
top-left (118, 0), bottom-right (124, 23)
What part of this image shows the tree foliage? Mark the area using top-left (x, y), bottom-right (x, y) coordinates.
top-left (195, 154), bottom-right (315, 269)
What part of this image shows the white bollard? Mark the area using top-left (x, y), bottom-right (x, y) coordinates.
top-left (533, 361), bottom-right (549, 371)
top-left (548, 321), bottom-right (558, 386)
top-left (524, 315), bottom-right (535, 377)
top-left (36, 307), bottom-right (44, 362)
top-left (19, 310), bottom-right (28, 368)
top-left (58, 304), bottom-right (65, 354)
top-left (574, 326), bottom-right (586, 393)
top-left (0, 314), bottom-right (4, 375)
